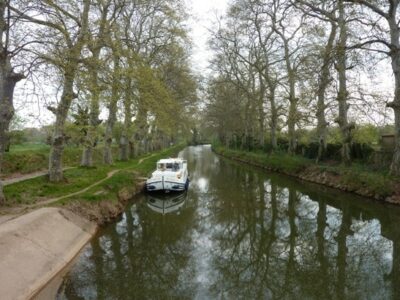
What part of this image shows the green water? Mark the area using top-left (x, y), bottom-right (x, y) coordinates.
top-left (57, 145), bottom-right (400, 299)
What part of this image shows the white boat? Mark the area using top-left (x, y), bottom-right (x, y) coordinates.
top-left (146, 158), bottom-right (189, 192)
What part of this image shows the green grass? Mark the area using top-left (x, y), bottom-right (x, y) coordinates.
top-left (4, 166), bottom-right (111, 205)
top-left (59, 170), bottom-right (138, 205)
top-left (9, 143), bottom-right (50, 152)
top-left (215, 146), bottom-right (311, 174)
top-left (2, 145), bottom-right (119, 177)
top-left (63, 145), bottom-right (184, 204)
top-left (214, 145), bottom-right (397, 199)
top-left (3, 144), bottom-right (185, 206)
top-left (325, 164), bottom-right (394, 196)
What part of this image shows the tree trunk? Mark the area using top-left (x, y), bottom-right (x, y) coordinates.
top-left (80, 146), bottom-right (93, 167)
top-left (132, 102), bottom-right (148, 156)
top-left (258, 72), bottom-right (266, 149)
top-left (103, 117), bottom-right (115, 165)
top-left (0, 3), bottom-right (24, 203)
top-left (287, 91), bottom-right (297, 155)
top-left (388, 2), bottom-right (400, 176)
top-left (119, 79), bottom-right (132, 161)
top-left (284, 42), bottom-right (297, 155)
top-left (316, 22), bottom-right (337, 163)
top-left (103, 55), bottom-right (120, 165)
top-left (269, 82), bottom-right (278, 151)
top-left (81, 3), bottom-right (109, 166)
top-left (389, 100), bottom-right (400, 175)
top-left (48, 0), bottom-right (90, 181)
top-left (49, 68), bottom-right (77, 181)
top-left (129, 141), bottom-right (135, 159)
top-left (119, 135), bottom-right (129, 161)
top-left (336, 0), bottom-right (352, 166)
top-left (81, 63), bottom-right (101, 167)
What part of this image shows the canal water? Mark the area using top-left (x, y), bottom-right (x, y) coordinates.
top-left (57, 145), bottom-right (400, 300)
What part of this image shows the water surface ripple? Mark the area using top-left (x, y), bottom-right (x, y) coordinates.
top-left (57, 145), bottom-right (400, 300)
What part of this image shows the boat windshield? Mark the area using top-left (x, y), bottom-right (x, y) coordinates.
top-left (158, 162), bottom-right (180, 171)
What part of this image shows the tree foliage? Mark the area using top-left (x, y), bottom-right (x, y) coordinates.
top-left (204, 0), bottom-right (396, 171)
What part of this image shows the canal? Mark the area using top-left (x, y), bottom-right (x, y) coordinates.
top-left (57, 145), bottom-right (400, 299)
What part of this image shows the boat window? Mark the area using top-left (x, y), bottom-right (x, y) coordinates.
top-left (158, 163), bottom-right (165, 170)
top-left (173, 163), bottom-right (180, 171)
top-left (166, 163), bottom-right (173, 169)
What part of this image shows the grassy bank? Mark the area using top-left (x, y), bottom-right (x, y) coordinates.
top-left (2, 143), bottom-right (120, 178)
top-left (4, 144), bottom-right (184, 206)
top-left (214, 146), bottom-right (400, 204)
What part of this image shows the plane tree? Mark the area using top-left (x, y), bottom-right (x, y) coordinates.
top-left (11, 0), bottom-right (91, 182)
top-left (341, 0), bottom-right (400, 174)
top-left (0, 1), bottom-right (25, 203)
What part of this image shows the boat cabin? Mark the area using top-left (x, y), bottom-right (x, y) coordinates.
top-left (146, 157), bottom-right (189, 192)
top-left (157, 159), bottom-right (183, 172)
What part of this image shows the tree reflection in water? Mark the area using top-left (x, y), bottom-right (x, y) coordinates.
top-left (58, 146), bottom-right (400, 300)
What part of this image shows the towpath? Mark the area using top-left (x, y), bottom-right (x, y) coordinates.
top-left (0, 153), bottom-right (155, 223)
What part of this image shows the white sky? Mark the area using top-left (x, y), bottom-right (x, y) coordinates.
top-left (185, 0), bottom-right (227, 74)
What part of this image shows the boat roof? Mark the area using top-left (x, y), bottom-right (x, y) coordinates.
top-left (157, 158), bottom-right (185, 164)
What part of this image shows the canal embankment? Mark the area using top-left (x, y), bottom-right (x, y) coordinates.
top-left (213, 146), bottom-right (400, 204)
top-left (0, 145), bottom-right (185, 299)
top-left (0, 207), bottom-right (96, 300)
top-left (0, 173), bottom-right (146, 299)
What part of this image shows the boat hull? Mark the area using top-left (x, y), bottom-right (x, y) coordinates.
top-left (146, 177), bottom-right (189, 192)
top-left (146, 157), bottom-right (189, 192)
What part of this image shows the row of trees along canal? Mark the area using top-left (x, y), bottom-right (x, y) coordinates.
top-left (203, 0), bottom-right (400, 174)
top-left (0, 0), bottom-right (199, 203)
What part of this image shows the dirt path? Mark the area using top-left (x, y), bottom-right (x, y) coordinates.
top-left (0, 153), bottom-right (156, 221)
top-left (138, 153), bottom-right (155, 164)
top-left (3, 167), bottom-right (76, 186)
top-left (27, 169), bottom-right (121, 208)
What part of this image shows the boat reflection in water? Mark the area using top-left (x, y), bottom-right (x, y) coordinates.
top-left (146, 191), bottom-right (187, 215)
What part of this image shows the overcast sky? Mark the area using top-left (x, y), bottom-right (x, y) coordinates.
top-left (185, 0), bottom-right (227, 73)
